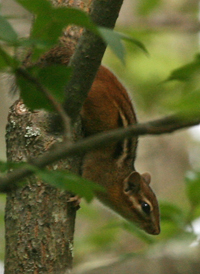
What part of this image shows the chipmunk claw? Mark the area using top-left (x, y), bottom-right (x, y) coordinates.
top-left (67, 195), bottom-right (81, 209)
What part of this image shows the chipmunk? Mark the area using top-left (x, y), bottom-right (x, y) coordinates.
top-left (81, 66), bottom-right (160, 235)
top-left (18, 42), bottom-right (160, 235)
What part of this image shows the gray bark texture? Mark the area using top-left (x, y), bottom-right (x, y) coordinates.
top-left (5, 100), bottom-right (79, 274)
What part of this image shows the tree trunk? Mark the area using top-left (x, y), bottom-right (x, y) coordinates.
top-left (4, 0), bottom-right (86, 272)
top-left (4, 0), bottom-right (124, 272)
top-left (4, 101), bottom-right (80, 274)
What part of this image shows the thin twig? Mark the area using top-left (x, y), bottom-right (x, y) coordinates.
top-left (1, 113), bottom-right (200, 192)
top-left (16, 67), bottom-right (72, 143)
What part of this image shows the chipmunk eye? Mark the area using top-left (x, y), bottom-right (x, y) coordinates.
top-left (141, 202), bottom-right (151, 214)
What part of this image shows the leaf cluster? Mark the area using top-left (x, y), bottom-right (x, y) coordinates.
top-left (0, 161), bottom-right (103, 202)
top-left (163, 54), bottom-right (200, 116)
top-left (0, 0), bottom-right (147, 110)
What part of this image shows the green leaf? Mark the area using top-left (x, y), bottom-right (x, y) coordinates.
top-left (16, 73), bottom-right (51, 111)
top-left (16, 0), bottom-right (97, 60)
top-left (16, 0), bottom-right (96, 32)
top-left (166, 54), bottom-right (200, 82)
top-left (52, 7), bottom-right (97, 33)
top-left (159, 201), bottom-right (185, 225)
top-left (186, 171), bottom-right (200, 207)
top-left (162, 87), bottom-right (200, 116)
top-left (18, 38), bottom-right (53, 49)
top-left (35, 169), bottom-right (104, 203)
top-left (159, 201), bottom-right (187, 239)
top-left (17, 0), bottom-right (97, 60)
top-left (18, 38), bottom-right (55, 61)
top-left (31, 15), bottom-right (62, 44)
top-left (0, 161), bottom-right (9, 173)
top-left (0, 47), bottom-right (18, 70)
top-left (0, 161), bottom-right (33, 173)
top-left (16, 65), bottom-right (71, 111)
top-left (16, 0), bottom-right (96, 45)
top-left (0, 15), bottom-right (18, 42)
top-left (118, 32), bottom-right (148, 55)
top-left (99, 28), bottom-right (148, 64)
top-left (31, 65), bottom-right (71, 101)
top-left (160, 220), bottom-right (192, 240)
top-left (0, 48), bottom-right (10, 69)
top-left (15, 0), bottom-right (52, 14)
top-left (32, 8), bottom-right (96, 41)
top-left (99, 27), bottom-right (125, 64)
top-left (169, 89), bottom-right (200, 115)
top-left (163, 54), bottom-right (200, 114)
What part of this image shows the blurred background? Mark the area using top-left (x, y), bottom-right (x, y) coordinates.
top-left (1, 0), bottom-right (200, 273)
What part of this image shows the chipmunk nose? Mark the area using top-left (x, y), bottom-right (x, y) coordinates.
top-left (151, 226), bottom-right (160, 235)
top-left (144, 224), bottom-right (160, 235)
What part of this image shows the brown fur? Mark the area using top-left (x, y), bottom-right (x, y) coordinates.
top-left (81, 66), bottom-right (160, 235)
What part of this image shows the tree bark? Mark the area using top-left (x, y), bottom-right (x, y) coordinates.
top-left (4, 101), bottom-right (80, 274)
top-left (4, 0), bottom-right (84, 273)
top-left (4, 0), bottom-right (125, 272)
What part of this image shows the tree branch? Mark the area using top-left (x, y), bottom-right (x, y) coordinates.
top-left (16, 68), bottom-right (72, 142)
top-left (1, 113), bottom-right (200, 192)
top-left (64, 0), bottom-right (124, 121)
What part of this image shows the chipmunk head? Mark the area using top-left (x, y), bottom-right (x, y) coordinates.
top-left (123, 171), bottom-right (160, 235)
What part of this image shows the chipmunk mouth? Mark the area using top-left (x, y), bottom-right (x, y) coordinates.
top-left (148, 226), bottom-right (160, 235)
top-left (142, 222), bottom-right (160, 235)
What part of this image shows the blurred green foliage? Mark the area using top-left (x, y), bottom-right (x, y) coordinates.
top-left (104, 30), bottom-right (199, 115)
top-left (138, 0), bottom-right (161, 16)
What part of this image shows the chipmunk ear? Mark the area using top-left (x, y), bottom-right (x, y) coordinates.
top-left (142, 172), bottom-right (151, 185)
top-left (123, 171), bottom-right (141, 193)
